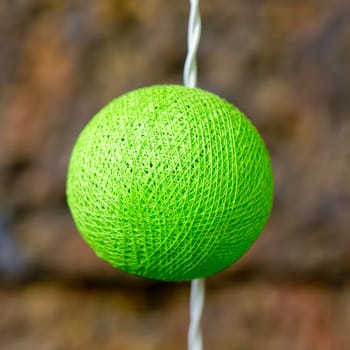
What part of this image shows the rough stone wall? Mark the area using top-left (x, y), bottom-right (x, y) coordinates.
top-left (0, 0), bottom-right (350, 349)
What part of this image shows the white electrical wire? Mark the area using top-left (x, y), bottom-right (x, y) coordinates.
top-left (188, 278), bottom-right (205, 350)
top-left (183, 1), bottom-right (205, 350)
top-left (183, 0), bottom-right (202, 88)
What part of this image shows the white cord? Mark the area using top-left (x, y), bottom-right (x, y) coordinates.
top-left (183, 1), bottom-right (205, 350)
top-left (183, 0), bottom-right (202, 88)
top-left (188, 278), bottom-right (205, 350)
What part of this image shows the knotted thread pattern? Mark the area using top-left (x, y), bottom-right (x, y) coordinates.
top-left (67, 85), bottom-right (273, 281)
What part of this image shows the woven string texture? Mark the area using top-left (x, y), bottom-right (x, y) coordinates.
top-left (66, 85), bottom-right (273, 281)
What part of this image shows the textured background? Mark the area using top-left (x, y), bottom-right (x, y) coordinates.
top-left (1, 0), bottom-right (350, 349)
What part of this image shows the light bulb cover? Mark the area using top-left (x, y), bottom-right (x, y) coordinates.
top-left (67, 85), bottom-right (273, 281)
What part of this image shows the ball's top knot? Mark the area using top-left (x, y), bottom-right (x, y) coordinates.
top-left (67, 85), bottom-right (273, 281)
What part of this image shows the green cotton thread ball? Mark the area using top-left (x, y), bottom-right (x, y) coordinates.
top-left (67, 85), bottom-right (273, 281)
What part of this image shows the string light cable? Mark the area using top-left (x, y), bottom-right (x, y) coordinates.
top-left (183, 1), bottom-right (204, 350)
top-left (184, 0), bottom-right (202, 88)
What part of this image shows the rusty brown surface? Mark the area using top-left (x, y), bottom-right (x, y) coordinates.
top-left (0, 0), bottom-right (350, 348)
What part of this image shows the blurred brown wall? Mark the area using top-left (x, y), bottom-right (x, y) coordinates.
top-left (0, 1), bottom-right (350, 349)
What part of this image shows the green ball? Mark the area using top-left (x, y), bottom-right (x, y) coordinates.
top-left (67, 85), bottom-right (273, 281)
